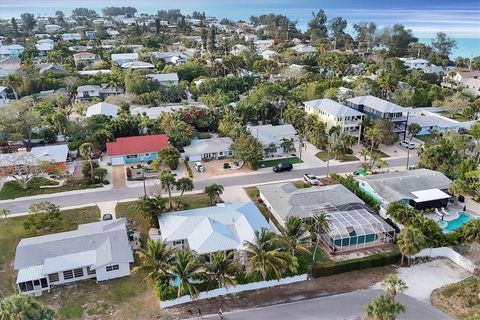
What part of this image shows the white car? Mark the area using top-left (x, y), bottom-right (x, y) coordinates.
top-left (303, 173), bottom-right (320, 185)
top-left (400, 140), bottom-right (416, 149)
top-left (194, 162), bottom-right (205, 172)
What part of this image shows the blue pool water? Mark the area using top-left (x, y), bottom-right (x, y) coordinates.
top-left (438, 212), bottom-right (474, 233)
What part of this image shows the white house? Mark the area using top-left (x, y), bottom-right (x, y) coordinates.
top-left (147, 73), bottom-right (179, 86)
top-left (106, 29), bottom-right (120, 39)
top-left (260, 50), bottom-right (280, 61)
top-left (406, 108), bottom-right (475, 135)
top-left (0, 44), bottom-right (25, 58)
top-left (44, 24), bottom-right (61, 33)
top-left (183, 137), bottom-right (234, 161)
top-left (247, 124), bottom-right (297, 157)
top-left (304, 99), bottom-right (364, 143)
top-left (157, 202), bottom-right (270, 260)
top-left (254, 39), bottom-right (274, 51)
top-left (399, 58), bottom-right (444, 75)
top-left (62, 33), bottom-right (82, 41)
top-left (86, 102), bottom-right (120, 118)
top-left (35, 41), bottom-right (54, 56)
top-left (291, 44), bottom-right (317, 54)
top-left (111, 52), bottom-right (138, 65)
top-left (462, 78), bottom-right (480, 97)
top-left (231, 44), bottom-right (250, 56)
top-left (121, 61), bottom-right (155, 70)
top-left (14, 219), bottom-right (134, 295)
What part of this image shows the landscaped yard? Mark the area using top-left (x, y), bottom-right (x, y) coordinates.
top-left (416, 134), bottom-right (438, 144)
top-left (0, 177), bottom-right (102, 200)
top-left (0, 206), bottom-right (100, 296)
top-left (371, 149), bottom-right (390, 158)
top-left (258, 157), bottom-right (303, 168)
top-left (438, 111), bottom-right (471, 122)
top-left (315, 151), bottom-right (359, 162)
top-left (431, 277), bottom-right (480, 320)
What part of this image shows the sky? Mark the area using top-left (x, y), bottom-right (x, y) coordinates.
top-left (0, 0), bottom-right (479, 38)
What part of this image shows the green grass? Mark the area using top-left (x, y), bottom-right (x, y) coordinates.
top-left (438, 111), bottom-right (471, 122)
top-left (0, 206), bottom-right (100, 296)
top-left (315, 151), bottom-right (359, 162)
top-left (416, 134), bottom-right (438, 143)
top-left (0, 178), bottom-right (102, 200)
top-left (259, 157), bottom-right (303, 168)
top-left (371, 149), bottom-right (390, 158)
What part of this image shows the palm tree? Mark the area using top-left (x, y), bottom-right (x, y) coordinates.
top-left (79, 142), bottom-right (94, 182)
top-left (359, 161), bottom-right (372, 173)
top-left (406, 122), bottom-right (421, 169)
top-left (364, 294), bottom-right (405, 320)
top-left (396, 226), bottom-right (426, 266)
top-left (342, 134), bottom-right (357, 150)
top-left (135, 195), bottom-right (166, 228)
top-left (169, 249), bottom-right (207, 298)
top-left (448, 179), bottom-right (469, 205)
top-left (280, 138), bottom-right (295, 154)
top-left (204, 183), bottom-right (224, 205)
top-left (369, 151), bottom-right (381, 169)
top-left (359, 146), bottom-right (371, 163)
top-left (205, 251), bottom-right (238, 288)
top-left (277, 216), bottom-right (311, 256)
top-left (159, 170), bottom-right (176, 209)
top-left (135, 239), bottom-right (175, 283)
top-left (312, 212), bottom-right (331, 261)
top-left (4, 74), bottom-right (21, 100)
top-left (175, 177), bottom-right (194, 207)
top-left (376, 159), bottom-right (388, 172)
top-left (0, 294), bottom-right (55, 320)
top-left (243, 229), bottom-right (295, 280)
top-left (364, 127), bottom-right (382, 155)
top-left (382, 274), bottom-right (407, 303)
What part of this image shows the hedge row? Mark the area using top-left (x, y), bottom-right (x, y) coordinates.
top-left (184, 159), bottom-right (193, 178)
top-left (311, 250), bottom-right (401, 278)
top-left (329, 173), bottom-right (381, 212)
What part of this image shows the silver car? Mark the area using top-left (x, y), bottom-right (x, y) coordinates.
top-left (303, 173), bottom-right (320, 185)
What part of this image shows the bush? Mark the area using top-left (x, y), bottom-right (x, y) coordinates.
top-left (329, 173), bottom-right (381, 212)
top-left (184, 159), bottom-right (193, 178)
top-left (311, 250), bottom-right (401, 278)
top-left (155, 282), bottom-right (177, 301)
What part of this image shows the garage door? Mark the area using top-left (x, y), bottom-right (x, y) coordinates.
top-left (110, 157), bottom-right (124, 165)
top-left (189, 155), bottom-right (202, 162)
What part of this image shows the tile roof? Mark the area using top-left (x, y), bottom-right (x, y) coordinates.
top-left (106, 134), bottom-right (169, 157)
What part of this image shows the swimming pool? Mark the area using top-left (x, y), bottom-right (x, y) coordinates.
top-left (437, 212), bottom-right (474, 233)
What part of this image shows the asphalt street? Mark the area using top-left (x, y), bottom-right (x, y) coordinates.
top-left (199, 289), bottom-right (451, 320)
top-left (0, 156), bottom-right (418, 214)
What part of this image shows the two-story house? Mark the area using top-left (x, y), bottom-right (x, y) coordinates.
top-left (304, 99), bottom-right (364, 143)
top-left (247, 124), bottom-right (297, 158)
top-left (76, 84), bottom-right (124, 102)
top-left (346, 95), bottom-right (408, 140)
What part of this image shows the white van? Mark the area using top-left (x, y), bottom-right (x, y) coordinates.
top-left (400, 140), bottom-right (416, 149)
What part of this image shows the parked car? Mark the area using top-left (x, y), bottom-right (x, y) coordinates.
top-left (352, 169), bottom-right (371, 176)
top-left (102, 213), bottom-right (113, 221)
top-left (194, 162), bottom-right (205, 172)
top-left (303, 173), bottom-right (320, 185)
top-left (273, 162), bottom-right (293, 172)
top-left (400, 140), bottom-right (416, 149)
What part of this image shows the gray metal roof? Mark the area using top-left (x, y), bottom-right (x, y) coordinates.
top-left (346, 95), bottom-right (407, 114)
top-left (246, 124), bottom-right (296, 145)
top-left (304, 99), bottom-right (364, 117)
top-left (183, 137), bottom-right (233, 155)
top-left (355, 169), bottom-right (452, 203)
top-left (14, 218), bottom-right (133, 271)
top-left (147, 73), bottom-right (179, 82)
top-left (258, 182), bottom-right (365, 221)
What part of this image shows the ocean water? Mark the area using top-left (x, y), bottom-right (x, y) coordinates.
top-left (0, 0), bottom-right (479, 58)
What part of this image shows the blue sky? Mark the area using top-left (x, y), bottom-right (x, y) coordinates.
top-left (1, 0), bottom-right (480, 38)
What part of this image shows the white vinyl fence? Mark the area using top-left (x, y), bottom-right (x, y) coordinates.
top-left (160, 274), bottom-right (308, 308)
top-left (414, 247), bottom-right (476, 273)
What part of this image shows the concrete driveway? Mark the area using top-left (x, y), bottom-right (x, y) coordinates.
top-left (197, 289), bottom-right (450, 320)
top-left (111, 165), bottom-right (126, 189)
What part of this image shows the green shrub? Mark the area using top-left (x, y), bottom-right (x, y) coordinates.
top-left (184, 159), bottom-right (193, 178)
top-left (311, 250), bottom-right (401, 278)
top-left (329, 173), bottom-right (381, 212)
top-left (155, 282), bottom-right (177, 301)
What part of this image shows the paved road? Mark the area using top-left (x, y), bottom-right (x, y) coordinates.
top-left (0, 156), bottom-right (417, 214)
top-left (199, 289), bottom-right (450, 320)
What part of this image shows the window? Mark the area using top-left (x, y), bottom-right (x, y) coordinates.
top-left (48, 273), bottom-right (59, 283)
top-left (126, 155), bottom-right (138, 159)
top-left (144, 153), bottom-right (150, 157)
top-left (106, 264), bottom-right (119, 272)
top-left (40, 278), bottom-right (48, 288)
top-left (86, 267), bottom-right (96, 275)
top-left (33, 280), bottom-right (40, 286)
top-left (73, 268), bottom-right (84, 278)
top-left (63, 270), bottom-right (73, 280)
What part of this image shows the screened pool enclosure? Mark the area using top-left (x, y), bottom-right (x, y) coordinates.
top-left (318, 204), bottom-right (396, 252)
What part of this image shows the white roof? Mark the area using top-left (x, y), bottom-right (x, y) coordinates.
top-left (43, 250), bottom-right (96, 274)
top-left (111, 52), bottom-right (138, 61)
top-left (86, 102), bottom-right (119, 118)
top-left (304, 99), bottom-right (364, 118)
top-left (35, 43), bottom-right (54, 51)
top-left (158, 202), bottom-right (270, 255)
top-left (411, 188), bottom-right (451, 203)
top-left (16, 265), bottom-right (44, 283)
top-left (291, 44), bottom-right (317, 53)
top-left (147, 73), bottom-right (179, 82)
top-left (121, 61), bottom-right (155, 69)
top-left (247, 124), bottom-right (296, 145)
top-left (30, 144), bottom-right (69, 163)
top-left (77, 69), bottom-right (111, 75)
top-left (183, 137), bottom-right (233, 155)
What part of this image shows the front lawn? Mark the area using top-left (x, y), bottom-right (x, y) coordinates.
top-left (416, 134), bottom-right (438, 144)
top-left (371, 149), bottom-right (390, 158)
top-left (0, 178), bottom-right (102, 200)
top-left (259, 157), bottom-right (303, 168)
top-left (0, 206), bottom-right (100, 296)
top-left (315, 151), bottom-right (359, 162)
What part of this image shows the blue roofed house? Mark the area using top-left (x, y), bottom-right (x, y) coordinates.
top-left (156, 202), bottom-right (270, 268)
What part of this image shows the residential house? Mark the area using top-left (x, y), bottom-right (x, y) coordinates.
top-left (147, 73), bottom-right (179, 86)
top-left (157, 202), bottom-right (270, 266)
top-left (73, 52), bottom-right (97, 68)
top-left (291, 44), bottom-right (317, 54)
top-left (149, 51), bottom-right (188, 65)
top-left (254, 39), bottom-right (274, 51)
top-left (85, 30), bottom-right (95, 40)
top-left (231, 44), bottom-right (250, 56)
top-left (75, 84), bottom-right (124, 102)
top-left (106, 134), bottom-right (169, 165)
top-left (355, 169), bottom-right (452, 210)
top-left (304, 99), bottom-right (364, 143)
top-left (406, 108), bottom-right (475, 135)
top-left (62, 33), bottom-right (82, 41)
top-left (257, 182), bottom-right (395, 252)
top-left (462, 78), bottom-right (480, 97)
top-left (0, 57), bottom-right (21, 79)
top-left (0, 86), bottom-right (10, 105)
top-left (44, 24), bottom-right (61, 33)
top-left (85, 102), bottom-right (119, 118)
top-left (399, 58), bottom-right (444, 75)
top-left (183, 137), bottom-right (234, 161)
top-left (106, 29), bottom-right (120, 39)
top-left (247, 124), bottom-right (297, 157)
top-left (39, 63), bottom-right (65, 74)
top-left (130, 104), bottom-right (207, 119)
top-left (442, 70), bottom-right (480, 89)
top-left (346, 95), bottom-right (409, 139)
top-left (14, 219), bottom-right (134, 295)
top-left (0, 44), bottom-right (25, 58)
top-left (260, 50), bottom-right (280, 61)
top-left (121, 61), bottom-right (155, 70)
top-left (111, 52), bottom-right (138, 65)
top-left (35, 39), bottom-right (54, 57)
